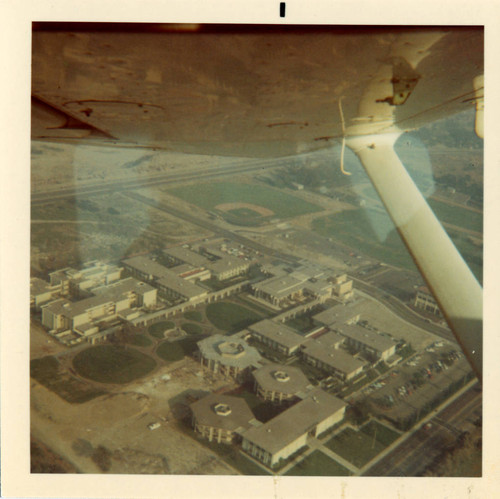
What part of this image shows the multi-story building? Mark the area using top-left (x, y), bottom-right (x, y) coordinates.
top-left (190, 393), bottom-right (260, 444)
top-left (334, 324), bottom-right (397, 362)
top-left (414, 286), bottom-right (442, 316)
top-left (301, 333), bottom-right (367, 381)
top-left (241, 389), bottom-right (346, 467)
top-left (41, 277), bottom-right (156, 342)
top-left (248, 320), bottom-right (306, 356)
top-left (197, 334), bottom-right (263, 381)
top-left (252, 363), bottom-right (312, 403)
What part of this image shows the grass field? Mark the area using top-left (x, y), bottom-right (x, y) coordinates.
top-left (184, 311), bottom-right (203, 322)
top-left (148, 321), bottom-right (175, 339)
top-left (30, 355), bottom-right (106, 403)
top-left (72, 345), bottom-right (157, 384)
top-left (205, 301), bottom-right (263, 333)
top-left (428, 198), bottom-right (483, 233)
top-left (128, 333), bottom-right (153, 347)
top-left (181, 322), bottom-right (203, 335)
top-left (229, 207), bottom-right (262, 218)
top-left (360, 420), bottom-right (400, 447)
top-left (325, 427), bottom-right (386, 468)
top-left (156, 337), bottom-right (199, 362)
top-left (285, 450), bottom-right (351, 476)
top-left (168, 182), bottom-right (322, 220)
top-left (312, 209), bottom-right (416, 270)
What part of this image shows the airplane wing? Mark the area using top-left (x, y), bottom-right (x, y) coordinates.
top-left (31, 23), bottom-right (484, 378)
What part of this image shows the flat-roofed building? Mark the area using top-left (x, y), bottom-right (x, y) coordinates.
top-left (198, 334), bottom-right (262, 381)
top-left (156, 271), bottom-right (208, 303)
top-left (122, 255), bottom-right (170, 282)
top-left (190, 393), bottom-right (259, 444)
top-left (251, 275), bottom-right (304, 307)
top-left (301, 340), bottom-right (366, 381)
top-left (331, 274), bottom-right (354, 300)
top-left (30, 277), bottom-right (60, 310)
top-left (414, 286), bottom-right (442, 316)
top-left (241, 389), bottom-right (346, 467)
top-left (208, 256), bottom-right (250, 281)
top-left (174, 263), bottom-right (211, 282)
top-left (335, 324), bottom-right (397, 361)
top-left (249, 320), bottom-right (306, 356)
top-left (312, 300), bottom-right (365, 328)
top-left (41, 261), bottom-right (123, 299)
top-left (64, 260), bottom-right (123, 295)
top-left (163, 246), bottom-right (211, 268)
top-left (253, 364), bottom-right (312, 403)
top-left (41, 278), bottom-right (156, 341)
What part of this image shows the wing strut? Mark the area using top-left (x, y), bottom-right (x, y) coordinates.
top-left (346, 132), bottom-right (483, 380)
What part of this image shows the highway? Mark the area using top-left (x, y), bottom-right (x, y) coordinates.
top-left (363, 382), bottom-right (481, 476)
top-left (31, 157), bottom-right (290, 205)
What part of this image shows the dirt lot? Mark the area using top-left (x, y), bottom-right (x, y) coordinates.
top-left (30, 319), bottom-right (69, 360)
top-left (31, 356), bottom-right (240, 475)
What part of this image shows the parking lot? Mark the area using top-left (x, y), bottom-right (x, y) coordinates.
top-left (358, 343), bottom-right (473, 426)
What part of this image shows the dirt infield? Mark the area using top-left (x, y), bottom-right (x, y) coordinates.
top-left (215, 202), bottom-right (274, 217)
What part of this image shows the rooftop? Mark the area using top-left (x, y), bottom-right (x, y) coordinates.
top-left (208, 256), bottom-right (249, 275)
top-left (122, 256), bottom-right (170, 280)
top-left (252, 275), bottom-right (304, 299)
top-left (249, 320), bottom-right (306, 350)
top-left (190, 393), bottom-right (258, 432)
top-left (302, 341), bottom-right (367, 375)
top-left (198, 334), bottom-right (262, 368)
top-left (312, 299), bottom-right (366, 327)
top-left (163, 246), bottom-right (210, 268)
top-left (242, 389), bottom-right (346, 454)
top-left (43, 278), bottom-right (154, 318)
top-left (30, 277), bottom-right (52, 296)
top-left (253, 363), bottom-right (312, 395)
top-left (156, 271), bottom-right (207, 299)
top-left (335, 324), bottom-right (396, 353)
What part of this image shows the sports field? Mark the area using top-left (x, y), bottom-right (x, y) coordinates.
top-left (168, 181), bottom-right (322, 224)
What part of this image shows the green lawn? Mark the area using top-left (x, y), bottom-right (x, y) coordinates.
top-left (184, 310), bottom-right (203, 322)
top-left (72, 345), bottom-right (157, 384)
top-left (168, 182), bottom-right (322, 219)
top-left (312, 209), bottom-right (417, 270)
top-left (30, 355), bottom-right (106, 403)
top-left (285, 450), bottom-right (351, 476)
top-left (148, 321), bottom-right (175, 339)
top-left (128, 333), bottom-right (153, 347)
top-left (156, 337), bottom-right (199, 362)
top-left (205, 301), bottom-right (263, 333)
top-left (181, 322), bottom-right (203, 335)
top-left (325, 427), bottom-right (385, 468)
top-left (428, 198), bottom-right (483, 233)
top-left (360, 421), bottom-right (400, 447)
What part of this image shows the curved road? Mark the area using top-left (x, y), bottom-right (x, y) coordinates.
top-left (351, 277), bottom-right (456, 342)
